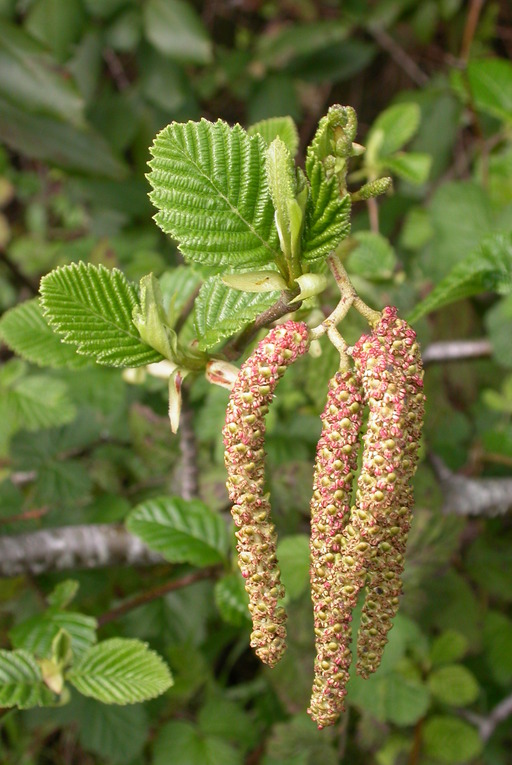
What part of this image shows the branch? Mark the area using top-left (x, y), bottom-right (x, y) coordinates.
top-left (97, 567), bottom-right (218, 627)
top-left (463, 692), bottom-right (512, 742)
top-left (422, 338), bottom-right (492, 365)
top-left (429, 453), bottom-right (512, 517)
top-left (0, 524), bottom-right (164, 578)
top-left (367, 25), bottom-right (429, 87)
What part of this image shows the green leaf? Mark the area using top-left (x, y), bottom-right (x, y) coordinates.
top-left (10, 610), bottom-right (97, 661)
top-left (485, 294), bottom-right (512, 368)
top-left (428, 664), bottom-right (479, 707)
top-left (214, 573), bottom-right (250, 627)
top-left (194, 276), bottom-right (279, 350)
top-left (302, 158), bottom-right (351, 261)
top-left (0, 19), bottom-right (83, 124)
top-left (148, 119), bottom-right (280, 269)
top-left (153, 720), bottom-right (242, 765)
top-left (408, 232), bottom-right (512, 323)
top-left (483, 611), bottom-right (512, 686)
top-left (159, 266), bottom-right (202, 328)
top-left (276, 534), bottom-right (310, 600)
top-left (47, 580), bottom-right (79, 610)
top-left (0, 375), bottom-right (76, 433)
top-left (430, 631), bottom-right (469, 667)
top-left (347, 231), bottom-right (397, 280)
top-left (248, 116), bottom-right (299, 157)
top-left (40, 262), bottom-right (163, 367)
top-left (0, 298), bottom-right (88, 369)
top-left (383, 673), bottom-right (431, 726)
top-left (132, 274), bottom-right (179, 361)
top-left (366, 102), bottom-right (421, 158)
top-left (382, 152), bottom-right (431, 184)
top-left (68, 638), bottom-right (173, 704)
top-left (126, 496), bottom-right (228, 566)
top-left (25, 0), bottom-right (86, 62)
top-left (76, 696), bottom-right (149, 765)
top-left (467, 58), bottom-right (512, 122)
top-left (0, 649), bottom-right (54, 708)
top-left (143, 0), bottom-right (212, 65)
top-left (423, 716), bottom-right (482, 763)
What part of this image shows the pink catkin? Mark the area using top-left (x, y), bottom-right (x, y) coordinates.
top-left (222, 321), bottom-right (310, 667)
top-left (351, 306), bottom-right (425, 677)
top-left (308, 370), bottom-right (364, 728)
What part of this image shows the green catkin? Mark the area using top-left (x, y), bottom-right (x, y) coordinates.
top-left (308, 370), bottom-right (364, 728)
top-left (350, 306), bottom-right (425, 677)
top-left (222, 321), bottom-right (310, 667)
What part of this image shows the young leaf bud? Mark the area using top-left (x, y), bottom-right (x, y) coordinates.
top-left (223, 321), bottom-right (310, 667)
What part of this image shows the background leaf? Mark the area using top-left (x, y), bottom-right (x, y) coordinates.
top-left (248, 116), bottom-right (299, 156)
top-left (68, 638), bottom-right (173, 704)
top-left (40, 262), bottom-right (163, 367)
top-left (153, 720), bottom-right (242, 765)
top-left (366, 102), bottom-right (421, 157)
top-left (276, 534), bottom-right (310, 600)
top-left (143, 0), bottom-right (212, 65)
top-left (126, 496), bottom-right (229, 566)
top-left (148, 119), bottom-right (280, 269)
top-left (427, 664), bottom-right (479, 706)
top-left (467, 58), bottom-right (512, 122)
top-left (347, 231), bottom-right (397, 280)
top-left (422, 716), bottom-right (482, 763)
top-left (214, 573), bottom-right (250, 627)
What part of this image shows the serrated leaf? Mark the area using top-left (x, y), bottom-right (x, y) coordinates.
top-left (382, 152), bottom-right (431, 184)
top-left (0, 298), bottom-right (89, 369)
top-left (0, 649), bottom-right (54, 708)
top-left (248, 116), bottom-right (299, 156)
top-left (276, 535), bottom-right (310, 600)
top-left (214, 573), bottom-right (250, 627)
top-left (10, 610), bottom-right (97, 661)
top-left (194, 276), bottom-right (279, 350)
top-left (423, 716), bottom-right (482, 763)
top-left (347, 231), bottom-right (397, 280)
top-left (126, 496), bottom-right (228, 566)
top-left (367, 102), bottom-right (421, 157)
top-left (40, 262), bottom-right (163, 367)
top-left (68, 638), bottom-right (173, 704)
top-left (408, 232), bottom-right (512, 323)
top-left (467, 58), bottom-right (512, 122)
top-left (148, 119), bottom-right (280, 269)
top-left (428, 664), bottom-right (479, 707)
top-left (302, 158), bottom-right (351, 261)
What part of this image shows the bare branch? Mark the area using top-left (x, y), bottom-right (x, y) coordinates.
top-left (422, 338), bottom-right (492, 365)
top-left (463, 692), bottom-right (512, 742)
top-left (0, 524), bottom-right (163, 578)
top-left (368, 26), bottom-right (429, 87)
top-left (429, 453), bottom-right (512, 517)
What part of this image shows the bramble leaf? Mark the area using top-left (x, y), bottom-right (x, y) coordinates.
top-left (408, 232), bottom-right (512, 323)
top-left (194, 276), bottom-right (280, 350)
top-left (126, 495), bottom-right (229, 566)
top-left (148, 119), bottom-right (281, 269)
top-left (0, 649), bottom-right (54, 708)
top-left (68, 638), bottom-right (173, 704)
top-left (40, 262), bottom-right (163, 367)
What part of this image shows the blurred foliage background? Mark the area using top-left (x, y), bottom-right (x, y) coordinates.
top-left (1, 0), bottom-right (512, 763)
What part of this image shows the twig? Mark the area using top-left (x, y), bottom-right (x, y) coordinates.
top-left (366, 196), bottom-right (379, 234)
top-left (179, 388), bottom-right (199, 500)
top-left (460, 0), bottom-right (486, 63)
top-left (429, 453), bottom-right (512, 517)
top-left (463, 692), bottom-right (512, 742)
top-left (0, 507), bottom-right (48, 526)
top-left (0, 524), bottom-right (163, 578)
top-left (103, 47), bottom-right (130, 91)
top-left (97, 567), bottom-right (218, 627)
top-left (222, 291), bottom-right (301, 360)
top-left (422, 338), bottom-right (492, 365)
top-left (368, 26), bottom-right (429, 87)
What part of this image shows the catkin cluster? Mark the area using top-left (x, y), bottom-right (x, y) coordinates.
top-left (222, 307), bottom-right (424, 726)
top-left (222, 321), bottom-right (310, 667)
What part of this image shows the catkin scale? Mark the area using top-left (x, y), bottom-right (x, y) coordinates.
top-left (351, 307), bottom-right (425, 677)
top-left (308, 370), bottom-right (364, 728)
top-left (223, 321), bottom-right (310, 667)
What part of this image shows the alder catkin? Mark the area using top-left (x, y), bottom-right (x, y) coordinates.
top-left (223, 321), bottom-right (310, 667)
top-left (351, 306), bottom-right (425, 677)
top-left (308, 370), bottom-right (364, 728)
